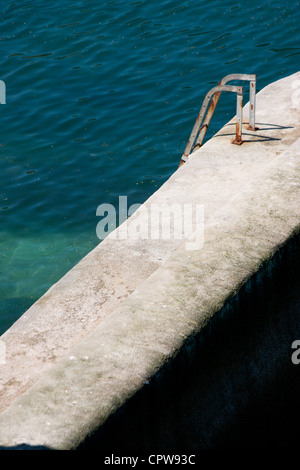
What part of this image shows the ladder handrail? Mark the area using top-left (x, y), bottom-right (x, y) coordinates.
top-left (179, 74), bottom-right (257, 166)
top-left (218, 74), bottom-right (256, 130)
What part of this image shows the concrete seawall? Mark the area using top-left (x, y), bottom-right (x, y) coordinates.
top-left (77, 232), bottom-right (300, 450)
top-left (0, 72), bottom-right (299, 449)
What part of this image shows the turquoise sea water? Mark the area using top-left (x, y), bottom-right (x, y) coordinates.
top-left (0, 0), bottom-right (299, 334)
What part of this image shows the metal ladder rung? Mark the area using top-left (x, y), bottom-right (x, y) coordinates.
top-left (179, 74), bottom-right (257, 166)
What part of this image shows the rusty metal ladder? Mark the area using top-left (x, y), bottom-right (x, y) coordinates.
top-left (0, 80), bottom-right (5, 105)
top-left (179, 74), bottom-right (257, 166)
top-left (0, 80), bottom-right (5, 146)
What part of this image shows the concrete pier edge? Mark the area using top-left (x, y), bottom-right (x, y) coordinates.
top-left (0, 71), bottom-right (299, 449)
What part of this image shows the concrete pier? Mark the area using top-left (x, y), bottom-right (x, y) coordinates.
top-left (0, 72), bottom-right (299, 449)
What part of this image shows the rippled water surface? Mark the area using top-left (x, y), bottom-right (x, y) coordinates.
top-left (0, 0), bottom-right (299, 333)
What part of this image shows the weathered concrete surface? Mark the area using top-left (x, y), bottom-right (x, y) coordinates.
top-left (0, 72), bottom-right (299, 449)
top-left (77, 233), bottom-right (300, 450)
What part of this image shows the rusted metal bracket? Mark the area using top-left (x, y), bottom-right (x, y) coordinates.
top-left (179, 74), bottom-right (257, 166)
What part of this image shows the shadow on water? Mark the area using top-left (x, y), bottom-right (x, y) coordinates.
top-left (0, 444), bottom-right (52, 450)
